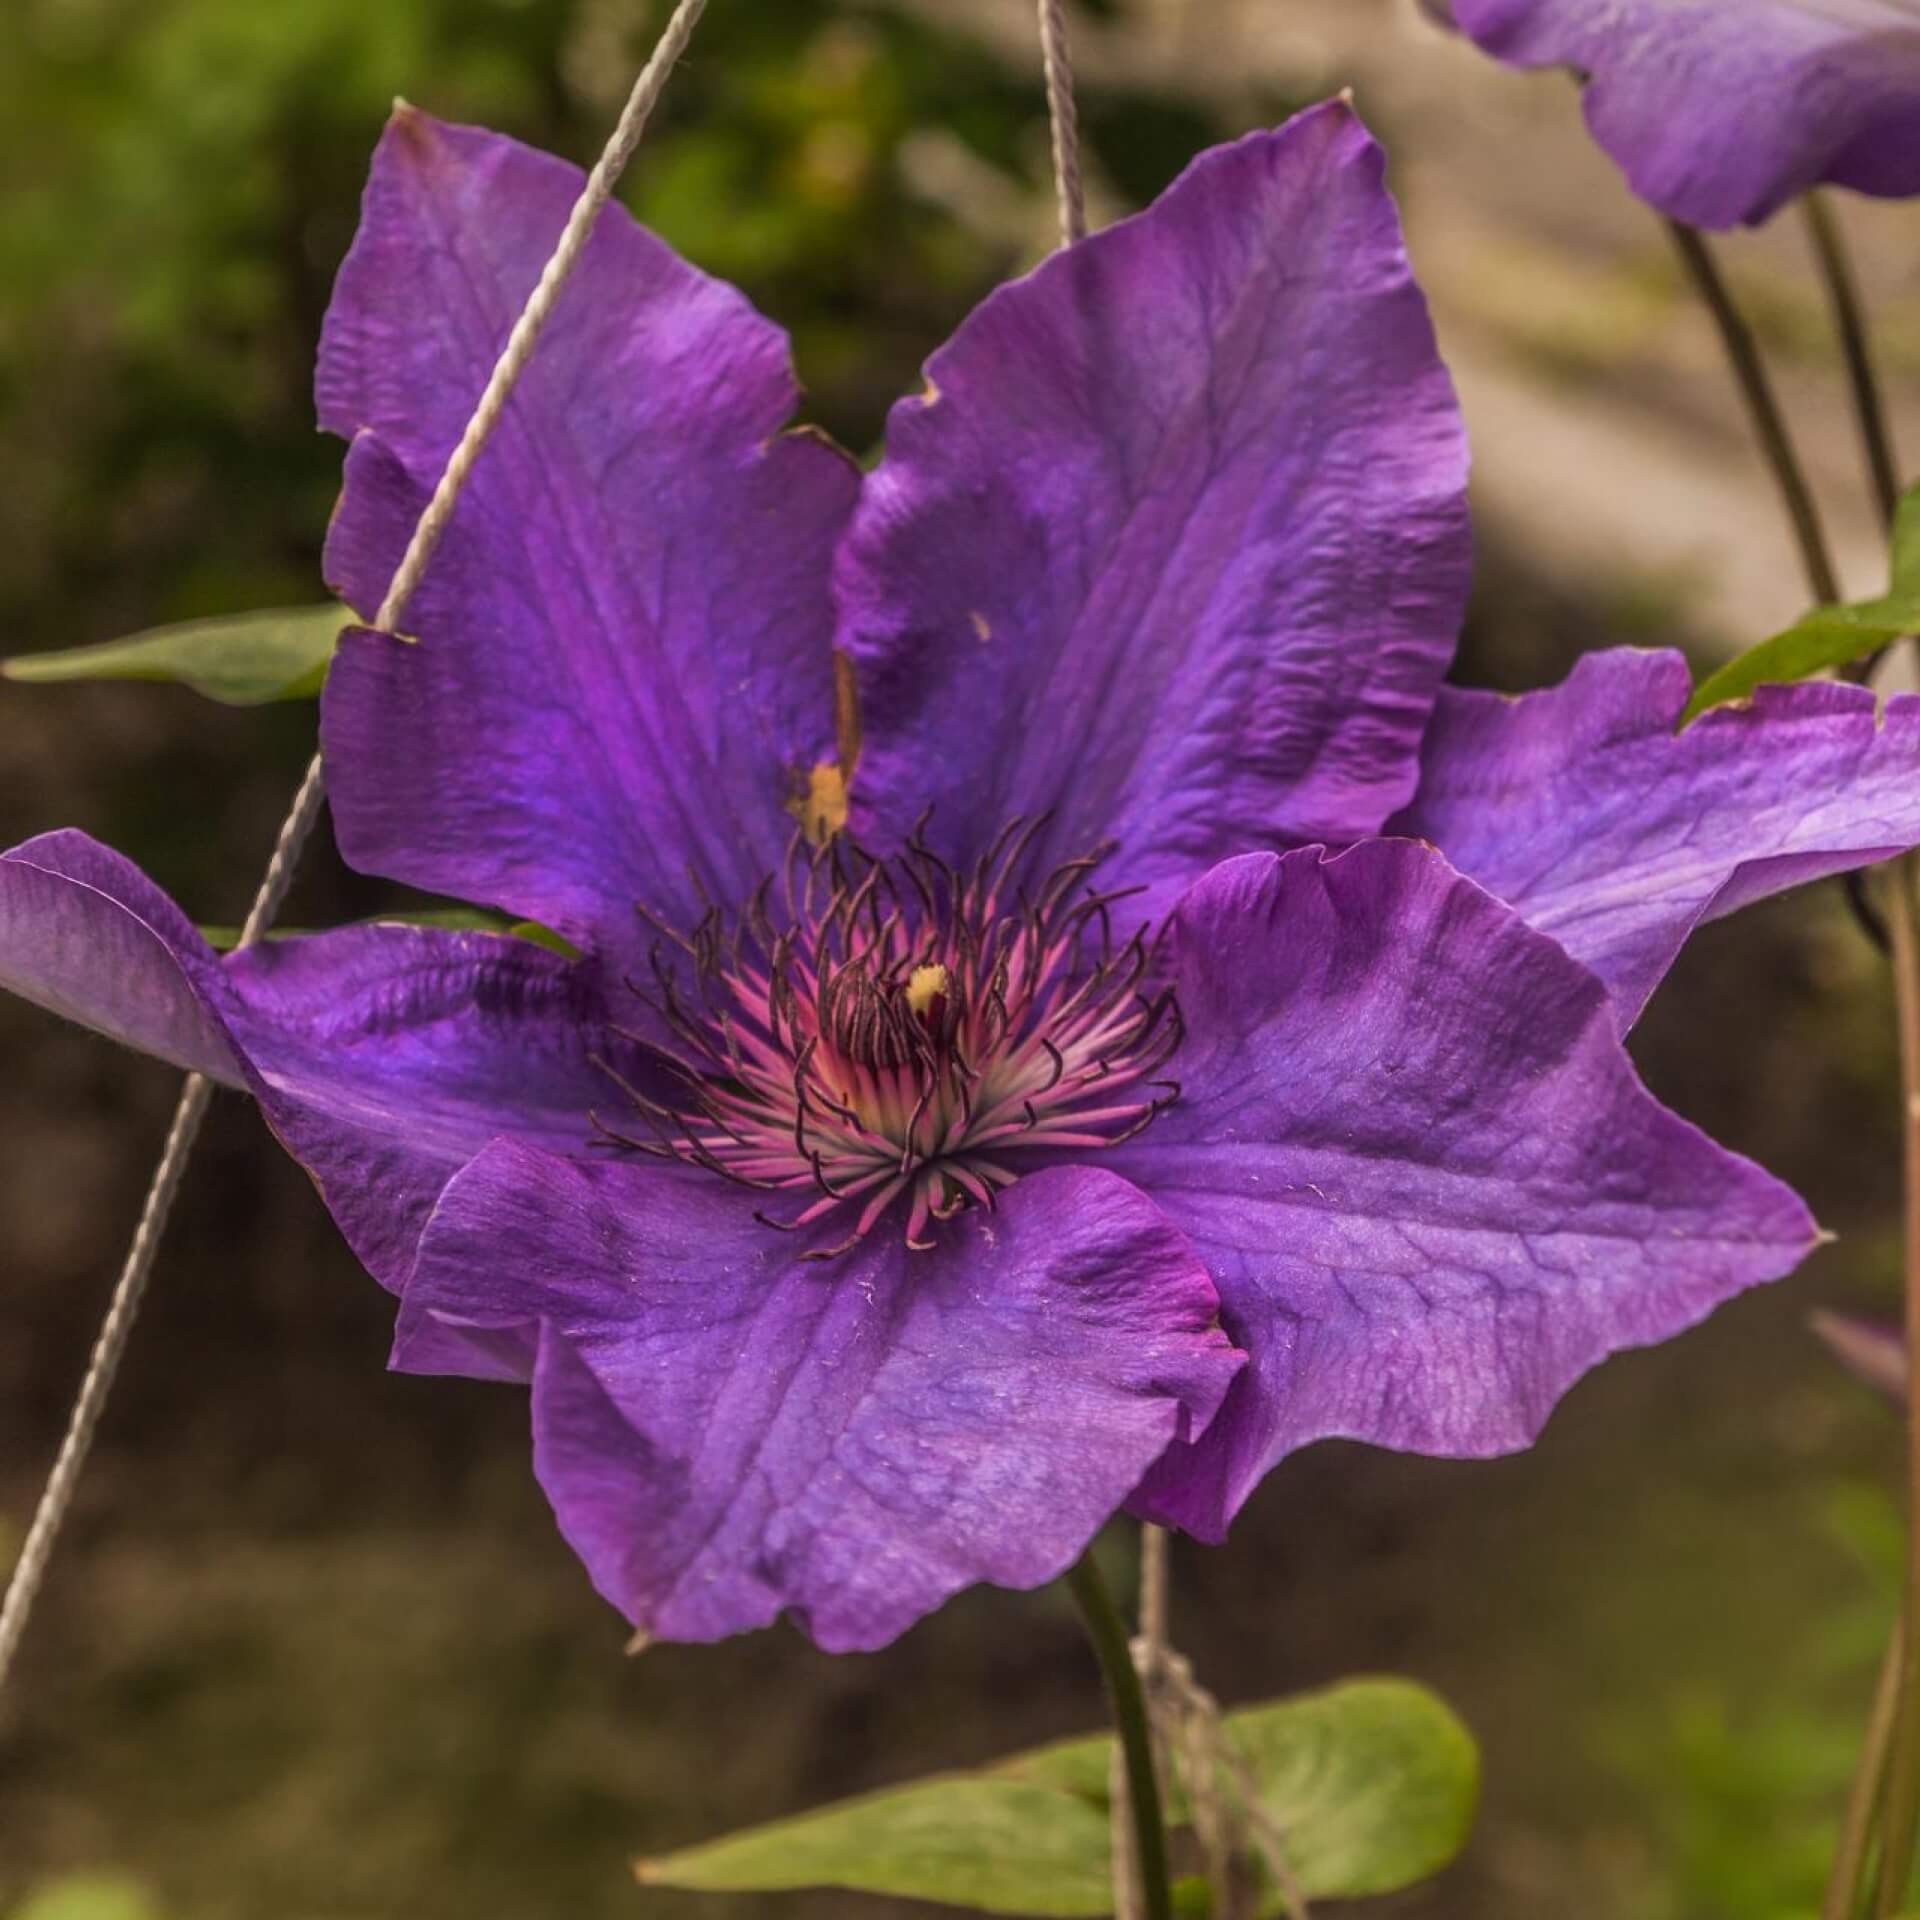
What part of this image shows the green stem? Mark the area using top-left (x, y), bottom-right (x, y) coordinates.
top-left (1665, 219), bottom-right (1844, 606)
top-left (1804, 193), bottom-right (1903, 526)
top-left (1065, 1550), bottom-right (1173, 1920)
top-left (1875, 856), bottom-right (1920, 1916)
top-left (1825, 1616), bottom-right (1903, 1920)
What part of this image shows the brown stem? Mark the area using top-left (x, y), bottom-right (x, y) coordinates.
top-left (1874, 856), bottom-right (1920, 1915)
top-left (1666, 219), bottom-right (1843, 606)
top-left (1825, 1617), bottom-right (1904, 1920)
top-left (1803, 193), bottom-right (1902, 526)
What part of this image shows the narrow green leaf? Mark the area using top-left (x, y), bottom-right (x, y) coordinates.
top-left (639, 1677), bottom-right (1477, 1914)
top-left (635, 1776), bottom-right (1114, 1916)
top-left (1682, 599), bottom-right (1916, 724)
top-left (1684, 475), bottom-right (1920, 723)
top-left (4, 604), bottom-right (348, 705)
top-left (197, 908), bottom-right (578, 957)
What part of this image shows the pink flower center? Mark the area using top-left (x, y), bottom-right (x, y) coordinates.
top-left (595, 820), bottom-right (1182, 1258)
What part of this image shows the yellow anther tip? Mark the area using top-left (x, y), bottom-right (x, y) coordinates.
top-left (906, 963), bottom-right (951, 1017)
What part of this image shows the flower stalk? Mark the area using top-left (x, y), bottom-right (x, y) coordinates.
top-left (1804, 194), bottom-right (1902, 526)
top-left (1790, 180), bottom-right (1920, 1916)
top-left (1065, 1549), bottom-right (1174, 1920)
top-left (1875, 855), bottom-right (1920, 1914)
top-left (1665, 219), bottom-right (1843, 607)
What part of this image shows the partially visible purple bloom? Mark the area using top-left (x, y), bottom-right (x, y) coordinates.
top-left (1451, 0), bottom-right (1920, 227)
top-left (4, 100), bottom-right (1918, 1648)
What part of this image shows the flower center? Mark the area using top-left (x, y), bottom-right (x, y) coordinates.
top-left (594, 819), bottom-right (1182, 1259)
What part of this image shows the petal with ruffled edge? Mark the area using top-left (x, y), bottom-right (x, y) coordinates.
top-left (1392, 650), bottom-right (1920, 1028)
top-left (393, 1146), bottom-right (1244, 1650)
top-left (1100, 842), bottom-right (1819, 1540)
top-left (0, 831), bottom-right (645, 1369)
top-left (1453, 0), bottom-right (1920, 228)
top-left (836, 101), bottom-right (1468, 921)
top-left (317, 109), bottom-right (859, 960)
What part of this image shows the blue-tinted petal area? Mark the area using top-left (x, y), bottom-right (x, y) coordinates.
top-left (393, 1146), bottom-right (1244, 1650)
top-left (0, 831), bottom-right (644, 1352)
top-left (1454, 0), bottom-right (1920, 228)
top-left (836, 102), bottom-right (1468, 922)
top-left (1393, 650), bottom-right (1920, 1027)
top-left (1102, 842), bottom-right (1819, 1540)
top-left (317, 109), bottom-right (858, 958)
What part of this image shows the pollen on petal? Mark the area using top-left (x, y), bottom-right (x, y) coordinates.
top-left (791, 761), bottom-right (850, 845)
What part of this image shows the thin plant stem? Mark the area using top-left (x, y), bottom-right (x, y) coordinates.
top-left (1804, 193), bottom-right (1902, 526)
top-left (1825, 1616), bottom-right (1904, 1920)
top-left (1666, 219), bottom-right (1844, 607)
top-left (1796, 187), bottom-right (1920, 1912)
top-left (1874, 854), bottom-right (1920, 1915)
top-left (1066, 1550), bottom-right (1174, 1920)
top-left (1140, 1523), bottom-right (1170, 1672)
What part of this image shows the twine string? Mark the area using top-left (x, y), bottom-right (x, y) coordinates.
top-left (1037, 0), bottom-right (1087, 247)
top-left (0, 0), bottom-right (711, 1702)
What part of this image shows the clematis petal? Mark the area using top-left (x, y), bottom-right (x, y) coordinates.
top-left (0, 832), bottom-right (244, 1082)
top-left (836, 100), bottom-right (1468, 918)
top-left (317, 108), bottom-right (859, 958)
top-left (1392, 649), bottom-right (1920, 1027)
top-left (1101, 841), bottom-right (1819, 1540)
top-left (0, 831), bottom-right (641, 1342)
top-left (393, 1146), bottom-right (1244, 1651)
top-left (1452, 0), bottom-right (1920, 228)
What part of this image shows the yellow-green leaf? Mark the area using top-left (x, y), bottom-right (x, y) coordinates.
top-left (5, 604), bottom-right (348, 705)
top-left (636, 1677), bottom-right (1477, 1915)
top-left (1002, 1678), bottom-right (1478, 1909)
top-left (636, 1777), bottom-right (1114, 1916)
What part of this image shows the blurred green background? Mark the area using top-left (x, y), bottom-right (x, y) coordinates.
top-left (0, 1), bottom-right (1915, 1915)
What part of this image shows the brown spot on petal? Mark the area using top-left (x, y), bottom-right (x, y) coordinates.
top-left (790, 761), bottom-right (850, 845)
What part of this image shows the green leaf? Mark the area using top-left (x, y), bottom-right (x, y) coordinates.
top-left (4, 603), bottom-right (348, 705)
top-left (1003, 1679), bottom-right (1478, 1908)
top-left (197, 909), bottom-right (580, 959)
top-left (1683, 478), bottom-right (1920, 722)
top-left (1224, 1679), bottom-right (1478, 1903)
top-left (636, 1777), bottom-right (1114, 1916)
top-left (1682, 601), bottom-right (1917, 723)
top-left (636, 1678), bottom-right (1477, 1914)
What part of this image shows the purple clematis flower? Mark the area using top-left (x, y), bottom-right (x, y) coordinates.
top-left (1448, 0), bottom-right (1920, 228)
top-left (8, 100), bottom-right (1920, 1650)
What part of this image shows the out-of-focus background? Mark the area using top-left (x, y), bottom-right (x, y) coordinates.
top-left (2, 1), bottom-right (1917, 1914)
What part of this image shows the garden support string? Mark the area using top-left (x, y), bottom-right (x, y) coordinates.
top-left (0, 0), bottom-right (712, 1704)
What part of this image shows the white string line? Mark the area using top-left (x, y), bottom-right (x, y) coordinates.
top-left (1037, 0), bottom-right (1087, 246)
top-left (0, 0), bottom-right (711, 1701)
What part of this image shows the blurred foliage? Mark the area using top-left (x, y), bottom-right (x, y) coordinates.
top-left (0, 0), bottom-right (1239, 664)
top-left (7, 1879), bottom-right (161, 1920)
top-left (1598, 1476), bottom-right (1902, 1920)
